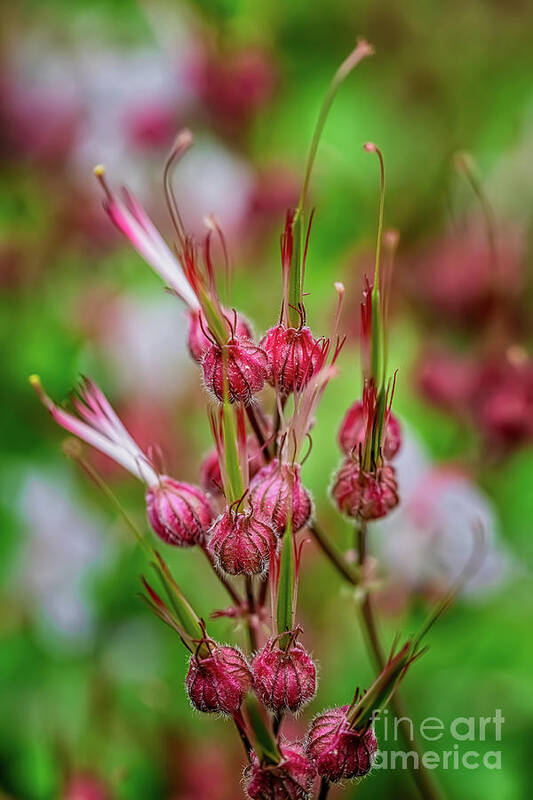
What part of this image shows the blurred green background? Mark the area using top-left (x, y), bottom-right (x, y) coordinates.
top-left (1, 0), bottom-right (532, 798)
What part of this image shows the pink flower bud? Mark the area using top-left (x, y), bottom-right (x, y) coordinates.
top-left (338, 400), bottom-right (401, 459)
top-left (62, 773), bottom-right (110, 800)
top-left (202, 337), bottom-right (268, 404)
top-left (188, 308), bottom-right (252, 363)
top-left (261, 324), bottom-right (323, 395)
top-left (332, 458), bottom-right (398, 521)
top-left (249, 461), bottom-right (312, 533)
top-left (186, 644), bottom-right (252, 715)
top-left (245, 743), bottom-right (316, 800)
top-left (305, 705), bottom-right (377, 782)
top-left (208, 506), bottom-right (278, 576)
top-left (145, 477), bottom-right (214, 546)
top-left (252, 634), bottom-right (317, 713)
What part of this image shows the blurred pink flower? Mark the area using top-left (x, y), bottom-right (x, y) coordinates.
top-left (377, 431), bottom-right (512, 597)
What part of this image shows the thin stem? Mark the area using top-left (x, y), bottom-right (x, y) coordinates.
top-left (233, 713), bottom-right (253, 761)
top-left (201, 546), bottom-right (242, 607)
top-left (308, 521), bottom-right (360, 586)
top-left (258, 576), bottom-right (269, 608)
top-left (245, 576), bottom-right (258, 652)
top-left (246, 404), bottom-right (268, 455)
top-left (271, 395), bottom-right (287, 460)
top-left (356, 521), bottom-right (444, 800)
top-left (317, 778), bottom-right (330, 800)
top-left (273, 711), bottom-right (283, 738)
top-left (64, 442), bottom-right (153, 559)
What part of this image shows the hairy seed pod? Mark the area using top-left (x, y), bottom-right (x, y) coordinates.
top-left (186, 644), bottom-right (252, 715)
top-left (338, 400), bottom-right (401, 459)
top-left (145, 477), bottom-right (214, 546)
top-left (208, 507), bottom-right (278, 576)
top-left (187, 308), bottom-right (252, 363)
top-left (252, 635), bottom-right (317, 713)
top-left (305, 705), bottom-right (378, 782)
top-left (249, 461), bottom-right (312, 533)
top-left (202, 337), bottom-right (268, 404)
top-left (332, 458), bottom-right (398, 521)
top-left (261, 323), bottom-right (323, 395)
top-left (245, 743), bottom-right (316, 800)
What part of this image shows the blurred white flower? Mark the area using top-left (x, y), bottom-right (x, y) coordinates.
top-left (170, 137), bottom-right (256, 243)
top-left (377, 429), bottom-right (512, 596)
top-left (15, 469), bottom-right (108, 643)
top-left (97, 291), bottom-right (190, 401)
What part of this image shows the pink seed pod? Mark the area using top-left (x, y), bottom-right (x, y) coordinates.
top-left (186, 644), bottom-right (252, 715)
top-left (252, 633), bottom-right (317, 713)
top-left (208, 506), bottom-right (278, 576)
top-left (249, 461), bottom-right (312, 533)
top-left (305, 705), bottom-right (378, 782)
top-left (202, 337), bottom-right (268, 404)
top-left (245, 743), bottom-right (316, 800)
top-left (261, 323), bottom-right (323, 395)
top-left (187, 307), bottom-right (253, 363)
top-left (145, 477), bottom-right (214, 546)
top-left (332, 458), bottom-right (398, 521)
top-left (338, 399), bottom-right (402, 459)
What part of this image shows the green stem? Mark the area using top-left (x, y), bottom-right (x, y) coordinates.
top-left (308, 521), bottom-right (360, 585)
top-left (245, 576), bottom-right (258, 652)
top-left (356, 521), bottom-right (445, 800)
top-left (201, 546), bottom-right (242, 607)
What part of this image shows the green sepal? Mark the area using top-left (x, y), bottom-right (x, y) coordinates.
top-left (221, 399), bottom-right (245, 506)
top-left (151, 552), bottom-right (209, 656)
top-left (287, 211), bottom-right (304, 328)
top-left (276, 516), bottom-right (295, 646)
top-left (244, 693), bottom-right (282, 766)
top-left (198, 288), bottom-right (229, 346)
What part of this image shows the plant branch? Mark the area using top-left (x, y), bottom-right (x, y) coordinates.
top-left (317, 778), bottom-right (330, 800)
top-left (308, 521), bottom-right (360, 585)
top-left (356, 521), bottom-right (444, 800)
top-left (201, 546), bottom-right (242, 607)
top-left (245, 576), bottom-right (259, 652)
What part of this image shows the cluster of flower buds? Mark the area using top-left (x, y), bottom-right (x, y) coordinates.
top-left (31, 39), bottom-right (451, 800)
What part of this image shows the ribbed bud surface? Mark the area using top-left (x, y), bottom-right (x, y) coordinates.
top-left (145, 477), bottom-right (213, 546)
top-left (261, 324), bottom-right (322, 395)
top-left (249, 461), bottom-right (312, 533)
top-left (202, 337), bottom-right (268, 404)
top-left (306, 705), bottom-right (377, 782)
top-left (332, 458), bottom-right (398, 521)
top-left (252, 636), bottom-right (317, 713)
top-left (245, 743), bottom-right (316, 800)
top-left (208, 507), bottom-right (277, 576)
top-left (186, 645), bottom-right (252, 715)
